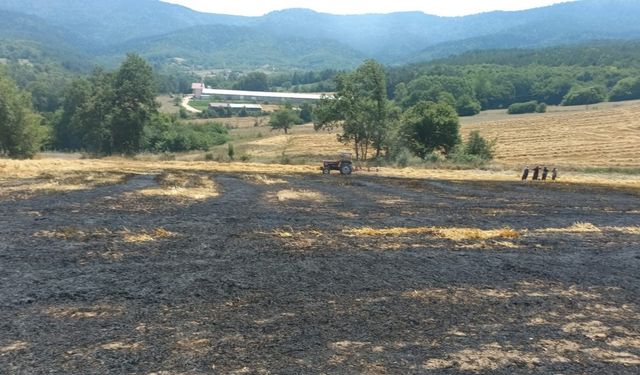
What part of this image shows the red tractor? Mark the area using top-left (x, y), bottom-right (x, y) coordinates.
top-left (321, 153), bottom-right (353, 175)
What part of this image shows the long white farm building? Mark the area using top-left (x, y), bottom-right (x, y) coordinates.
top-left (191, 83), bottom-right (326, 102)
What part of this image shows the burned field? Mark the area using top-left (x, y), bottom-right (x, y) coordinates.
top-left (1, 167), bottom-right (639, 374)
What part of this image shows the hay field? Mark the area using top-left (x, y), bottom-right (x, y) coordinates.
top-left (241, 126), bottom-right (345, 161)
top-left (461, 100), bottom-right (640, 168)
top-left (216, 100), bottom-right (640, 169)
top-left (196, 123), bottom-right (347, 163)
top-left (170, 98), bottom-right (640, 169)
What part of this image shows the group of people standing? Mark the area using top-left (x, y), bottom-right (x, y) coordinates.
top-left (522, 165), bottom-right (557, 181)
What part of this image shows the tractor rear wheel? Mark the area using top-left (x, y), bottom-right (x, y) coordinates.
top-left (340, 165), bottom-right (352, 175)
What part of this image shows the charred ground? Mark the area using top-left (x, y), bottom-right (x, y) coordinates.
top-left (1, 167), bottom-right (639, 374)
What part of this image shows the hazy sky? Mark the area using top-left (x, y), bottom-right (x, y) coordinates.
top-left (160, 0), bottom-right (578, 17)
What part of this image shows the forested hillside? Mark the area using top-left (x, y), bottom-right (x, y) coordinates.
top-left (0, 0), bottom-right (248, 46)
top-left (387, 41), bottom-right (640, 115)
top-left (99, 25), bottom-right (365, 70)
top-left (430, 41), bottom-right (640, 68)
top-left (1, 0), bottom-right (640, 69)
top-left (0, 10), bottom-right (89, 71)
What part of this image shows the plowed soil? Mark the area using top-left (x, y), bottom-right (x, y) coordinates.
top-left (1, 167), bottom-right (639, 374)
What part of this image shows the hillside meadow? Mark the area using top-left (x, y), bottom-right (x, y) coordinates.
top-left (171, 99), bottom-right (640, 173)
top-left (461, 99), bottom-right (640, 168)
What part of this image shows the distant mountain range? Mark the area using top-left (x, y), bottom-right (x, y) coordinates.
top-left (1, 0), bottom-right (640, 70)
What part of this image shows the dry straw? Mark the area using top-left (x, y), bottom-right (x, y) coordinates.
top-left (343, 226), bottom-right (520, 241)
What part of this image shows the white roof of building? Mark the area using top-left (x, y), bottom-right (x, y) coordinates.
top-left (209, 103), bottom-right (263, 110)
top-left (201, 88), bottom-right (326, 100)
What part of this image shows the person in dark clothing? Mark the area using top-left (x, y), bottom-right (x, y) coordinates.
top-left (521, 166), bottom-right (529, 180)
top-left (542, 166), bottom-right (549, 180)
top-left (552, 168), bottom-right (558, 181)
top-left (532, 165), bottom-right (541, 180)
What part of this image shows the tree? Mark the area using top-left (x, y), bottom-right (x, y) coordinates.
top-left (298, 103), bottom-right (313, 123)
top-left (456, 95), bottom-right (482, 116)
top-left (507, 101), bottom-right (539, 115)
top-left (110, 54), bottom-right (157, 154)
top-left (561, 86), bottom-right (606, 106)
top-left (403, 75), bottom-right (480, 116)
top-left (465, 130), bottom-right (496, 160)
top-left (609, 76), bottom-right (640, 102)
top-left (314, 59), bottom-right (392, 160)
top-left (533, 76), bottom-right (572, 105)
top-left (233, 72), bottom-right (269, 92)
top-left (0, 70), bottom-right (46, 158)
top-left (269, 107), bottom-right (300, 134)
top-left (54, 78), bottom-right (91, 150)
top-left (54, 69), bottom-right (115, 154)
top-left (401, 101), bottom-right (460, 157)
top-left (76, 70), bottom-right (115, 154)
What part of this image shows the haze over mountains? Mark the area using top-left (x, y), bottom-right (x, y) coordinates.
top-left (1, 0), bottom-right (640, 70)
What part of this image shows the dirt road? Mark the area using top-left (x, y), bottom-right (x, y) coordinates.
top-left (1, 170), bottom-right (639, 374)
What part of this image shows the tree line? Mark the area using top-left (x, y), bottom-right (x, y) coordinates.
top-left (1, 54), bottom-right (227, 158)
top-left (313, 60), bottom-right (485, 163)
top-left (4, 41), bottom-right (640, 160)
top-left (387, 42), bottom-right (640, 117)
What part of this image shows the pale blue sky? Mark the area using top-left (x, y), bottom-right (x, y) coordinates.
top-left (161, 0), bottom-right (578, 16)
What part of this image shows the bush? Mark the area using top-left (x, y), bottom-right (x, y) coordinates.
top-left (562, 86), bottom-right (606, 106)
top-left (447, 144), bottom-right (488, 167)
top-left (456, 95), bottom-right (482, 117)
top-left (508, 101), bottom-right (538, 114)
top-left (424, 151), bottom-right (445, 163)
top-left (0, 73), bottom-right (47, 158)
top-left (609, 76), bottom-right (640, 102)
top-left (227, 143), bottom-right (235, 161)
top-left (279, 151), bottom-right (291, 164)
top-left (394, 148), bottom-right (423, 167)
top-left (204, 152), bottom-right (215, 161)
top-left (143, 115), bottom-right (228, 153)
top-left (401, 101), bottom-right (460, 157)
top-left (536, 102), bottom-right (547, 113)
top-left (178, 107), bottom-right (189, 119)
top-left (464, 130), bottom-right (495, 160)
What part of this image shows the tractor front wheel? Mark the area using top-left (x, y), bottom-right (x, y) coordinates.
top-left (322, 168), bottom-right (330, 175)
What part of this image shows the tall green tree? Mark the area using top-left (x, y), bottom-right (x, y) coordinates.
top-left (401, 101), bottom-right (460, 157)
top-left (76, 70), bottom-right (115, 154)
top-left (110, 54), bottom-right (157, 154)
top-left (54, 69), bottom-right (115, 153)
top-left (233, 72), bottom-right (269, 92)
top-left (269, 107), bottom-right (300, 134)
top-left (356, 60), bottom-right (390, 158)
top-left (54, 78), bottom-right (90, 151)
top-left (0, 70), bottom-right (46, 158)
top-left (314, 59), bottom-right (392, 160)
